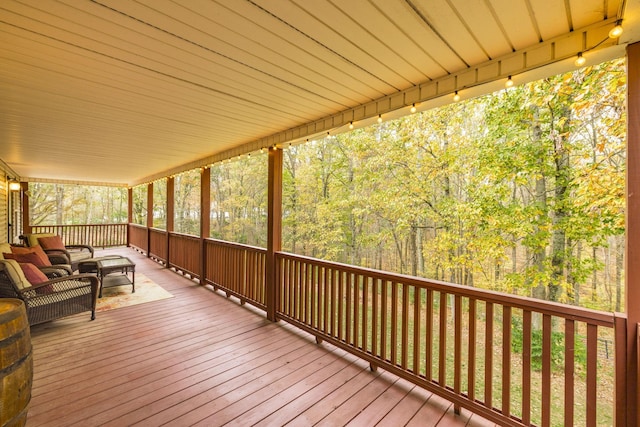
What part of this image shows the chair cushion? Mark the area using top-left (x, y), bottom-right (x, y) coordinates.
top-left (24, 233), bottom-right (55, 248)
top-left (19, 263), bottom-right (48, 285)
top-left (10, 245), bottom-right (52, 267)
top-left (38, 235), bottom-right (66, 251)
top-left (4, 251), bottom-right (43, 266)
top-left (0, 243), bottom-right (11, 259)
top-left (0, 259), bottom-right (31, 290)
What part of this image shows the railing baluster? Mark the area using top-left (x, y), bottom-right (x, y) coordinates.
top-left (454, 294), bottom-right (462, 414)
top-left (468, 298), bottom-right (476, 402)
top-left (502, 306), bottom-right (511, 418)
top-left (402, 283), bottom-right (409, 369)
top-left (542, 314), bottom-right (552, 427)
top-left (565, 319), bottom-right (575, 426)
top-left (522, 310), bottom-right (532, 426)
top-left (485, 302), bottom-right (494, 409)
top-left (391, 281), bottom-right (398, 366)
top-left (425, 288), bottom-right (433, 380)
top-left (439, 292), bottom-right (447, 387)
top-left (372, 277), bottom-right (379, 358)
top-left (329, 269), bottom-right (338, 336)
top-left (338, 271), bottom-right (344, 341)
top-left (352, 273), bottom-right (359, 348)
top-left (413, 287), bottom-right (421, 375)
top-left (586, 323), bottom-right (597, 427)
top-left (362, 274), bottom-right (369, 352)
top-left (381, 280), bottom-right (388, 362)
top-left (322, 267), bottom-right (329, 333)
top-left (346, 272), bottom-right (352, 345)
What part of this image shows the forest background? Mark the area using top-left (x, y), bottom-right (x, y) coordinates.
top-left (29, 58), bottom-right (626, 314)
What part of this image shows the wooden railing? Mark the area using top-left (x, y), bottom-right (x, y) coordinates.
top-left (203, 239), bottom-right (267, 311)
top-left (275, 252), bottom-right (624, 427)
top-left (168, 232), bottom-right (201, 278)
top-left (128, 223), bottom-right (148, 252)
top-left (149, 228), bottom-right (168, 263)
top-left (115, 228), bottom-right (630, 426)
top-left (31, 223), bottom-right (127, 247)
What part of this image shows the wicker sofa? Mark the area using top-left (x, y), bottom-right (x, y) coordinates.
top-left (20, 233), bottom-right (94, 271)
top-left (0, 259), bottom-right (99, 326)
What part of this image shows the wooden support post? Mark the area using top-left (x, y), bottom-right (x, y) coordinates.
top-left (20, 182), bottom-right (30, 236)
top-left (266, 147), bottom-right (283, 322)
top-left (126, 187), bottom-right (132, 247)
top-left (626, 41), bottom-right (640, 427)
top-left (200, 167), bottom-right (211, 284)
top-left (147, 182), bottom-right (153, 257)
top-left (166, 177), bottom-right (174, 268)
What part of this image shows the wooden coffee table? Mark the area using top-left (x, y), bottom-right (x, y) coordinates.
top-left (96, 257), bottom-right (136, 298)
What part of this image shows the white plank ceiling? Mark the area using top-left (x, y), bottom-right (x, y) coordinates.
top-left (1, 0), bottom-right (639, 186)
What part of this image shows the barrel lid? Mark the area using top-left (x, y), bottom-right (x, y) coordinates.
top-left (0, 299), bottom-right (27, 325)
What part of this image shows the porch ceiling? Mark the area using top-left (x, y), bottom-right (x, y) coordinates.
top-left (1, 0), bottom-right (639, 186)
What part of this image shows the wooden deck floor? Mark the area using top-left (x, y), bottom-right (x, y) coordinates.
top-left (26, 247), bottom-right (496, 427)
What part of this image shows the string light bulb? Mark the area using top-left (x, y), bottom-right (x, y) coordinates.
top-left (505, 76), bottom-right (514, 88)
top-left (349, 121), bottom-right (354, 129)
top-left (410, 103), bottom-right (417, 113)
top-left (377, 114), bottom-right (382, 123)
top-left (575, 52), bottom-right (586, 67)
top-left (609, 20), bottom-right (623, 38)
top-left (453, 91), bottom-right (460, 102)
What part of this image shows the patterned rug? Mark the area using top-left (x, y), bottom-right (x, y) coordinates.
top-left (96, 273), bottom-right (173, 312)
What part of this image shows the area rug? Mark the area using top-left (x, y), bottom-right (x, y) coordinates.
top-left (96, 273), bottom-right (173, 312)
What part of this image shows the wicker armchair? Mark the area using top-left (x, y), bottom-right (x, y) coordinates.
top-left (20, 233), bottom-right (94, 271)
top-left (0, 259), bottom-right (99, 326)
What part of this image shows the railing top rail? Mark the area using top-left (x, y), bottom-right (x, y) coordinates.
top-left (148, 227), bottom-right (168, 233)
top-left (33, 223), bottom-right (127, 227)
top-left (205, 238), bottom-right (266, 253)
top-left (168, 231), bottom-right (200, 240)
top-left (276, 251), bottom-right (615, 327)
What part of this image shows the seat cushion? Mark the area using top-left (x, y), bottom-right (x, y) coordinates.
top-left (10, 245), bottom-right (52, 267)
top-left (37, 235), bottom-right (66, 251)
top-left (0, 259), bottom-right (31, 290)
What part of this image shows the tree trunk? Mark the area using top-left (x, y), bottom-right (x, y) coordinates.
top-left (549, 105), bottom-right (571, 302)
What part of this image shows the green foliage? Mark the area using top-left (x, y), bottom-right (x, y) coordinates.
top-left (30, 183), bottom-right (128, 226)
top-left (174, 169), bottom-right (201, 236)
top-left (281, 58), bottom-right (626, 311)
top-left (210, 153), bottom-right (267, 246)
top-left (510, 316), bottom-right (587, 373)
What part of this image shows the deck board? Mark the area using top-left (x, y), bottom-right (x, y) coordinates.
top-left (26, 247), bottom-right (496, 427)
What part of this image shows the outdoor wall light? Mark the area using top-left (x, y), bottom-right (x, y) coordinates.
top-left (8, 180), bottom-right (20, 192)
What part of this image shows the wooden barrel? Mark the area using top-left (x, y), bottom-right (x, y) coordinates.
top-left (0, 299), bottom-right (32, 427)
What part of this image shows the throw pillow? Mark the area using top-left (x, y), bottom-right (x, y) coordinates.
top-left (19, 263), bottom-right (48, 285)
top-left (3, 251), bottom-right (43, 266)
top-left (37, 235), bottom-right (66, 251)
top-left (10, 246), bottom-right (52, 267)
